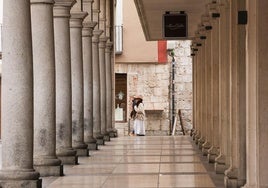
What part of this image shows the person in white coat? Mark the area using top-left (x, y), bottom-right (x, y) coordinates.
top-left (134, 99), bottom-right (145, 136)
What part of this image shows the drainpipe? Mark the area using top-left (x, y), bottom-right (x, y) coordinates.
top-left (168, 50), bottom-right (176, 135)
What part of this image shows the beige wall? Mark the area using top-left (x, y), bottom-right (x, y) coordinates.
top-left (115, 0), bottom-right (158, 63)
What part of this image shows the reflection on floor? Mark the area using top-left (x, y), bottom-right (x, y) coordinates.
top-left (43, 136), bottom-right (224, 188)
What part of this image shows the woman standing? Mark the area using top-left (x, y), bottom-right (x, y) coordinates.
top-left (134, 98), bottom-right (145, 136)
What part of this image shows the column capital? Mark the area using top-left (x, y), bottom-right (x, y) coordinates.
top-left (31, 0), bottom-right (54, 4)
top-left (54, 0), bottom-right (76, 7)
top-left (105, 41), bottom-right (113, 52)
top-left (83, 21), bottom-right (97, 29)
top-left (70, 11), bottom-right (88, 28)
top-left (82, 22), bottom-right (97, 37)
top-left (99, 36), bottom-right (108, 48)
top-left (83, 0), bottom-right (94, 3)
top-left (92, 29), bottom-right (103, 43)
top-left (54, 0), bottom-right (76, 18)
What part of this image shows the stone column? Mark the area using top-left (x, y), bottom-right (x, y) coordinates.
top-left (83, 0), bottom-right (98, 150)
top-left (208, 11), bottom-right (220, 163)
top-left (194, 39), bottom-right (203, 143)
top-left (0, 1), bottom-right (41, 187)
top-left (215, 0), bottom-right (230, 174)
top-left (92, 0), bottom-right (105, 144)
top-left (70, 1), bottom-right (89, 156)
top-left (92, 29), bottom-right (104, 144)
top-left (243, 0), bottom-right (268, 187)
top-left (54, 0), bottom-right (78, 165)
top-left (202, 26), bottom-right (212, 156)
top-left (99, 0), bottom-right (110, 141)
top-left (105, 42), bottom-right (114, 137)
top-left (99, 36), bottom-right (109, 141)
top-left (31, 0), bottom-right (63, 176)
top-left (243, 0), bottom-right (268, 186)
top-left (197, 31), bottom-right (207, 149)
top-left (224, 0), bottom-right (247, 187)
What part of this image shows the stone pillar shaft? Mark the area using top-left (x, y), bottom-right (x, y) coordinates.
top-left (54, 0), bottom-right (78, 164)
top-left (225, 0), bottom-right (247, 187)
top-left (31, 0), bottom-right (62, 176)
top-left (99, 37), bottom-right (108, 137)
top-left (208, 17), bottom-right (220, 163)
top-left (82, 22), bottom-right (98, 150)
top-left (202, 29), bottom-right (212, 155)
top-left (92, 29), bottom-right (104, 139)
top-left (70, 10), bottom-right (89, 156)
top-left (105, 42), bottom-right (113, 134)
top-left (0, 0), bottom-right (41, 187)
top-left (215, 1), bottom-right (230, 174)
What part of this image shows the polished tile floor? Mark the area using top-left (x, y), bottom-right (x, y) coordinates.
top-left (43, 136), bottom-right (224, 188)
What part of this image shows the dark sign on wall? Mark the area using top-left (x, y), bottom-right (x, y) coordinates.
top-left (163, 13), bottom-right (187, 39)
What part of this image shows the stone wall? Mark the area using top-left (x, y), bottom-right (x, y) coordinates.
top-left (114, 40), bottom-right (192, 136)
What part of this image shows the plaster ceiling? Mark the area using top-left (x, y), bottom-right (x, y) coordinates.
top-left (134, 0), bottom-right (208, 41)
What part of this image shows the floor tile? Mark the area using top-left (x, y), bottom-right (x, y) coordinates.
top-left (160, 163), bottom-right (207, 173)
top-left (159, 174), bottom-right (215, 187)
top-left (113, 163), bottom-right (160, 173)
top-left (102, 175), bottom-right (158, 188)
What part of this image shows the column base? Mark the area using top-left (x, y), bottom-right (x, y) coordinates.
top-left (224, 167), bottom-right (238, 188)
top-left (56, 148), bottom-right (78, 165)
top-left (73, 143), bottom-right (89, 156)
top-left (87, 142), bottom-right (98, 150)
top-left (96, 138), bottom-right (105, 145)
top-left (0, 179), bottom-right (42, 188)
top-left (198, 137), bottom-right (205, 149)
top-left (242, 184), bottom-right (258, 188)
top-left (57, 155), bottom-right (78, 165)
top-left (94, 133), bottom-right (105, 145)
top-left (103, 133), bottom-right (110, 141)
top-left (195, 133), bottom-right (201, 144)
top-left (76, 148), bottom-right (89, 156)
top-left (207, 146), bottom-right (219, 163)
top-left (215, 154), bottom-right (228, 174)
top-left (109, 128), bottom-right (118, 137)
top-left (0, 170), bottom-right (41, 188)
top-left (34, 164), bottom-right (63, 177)
top-left (34, 157), bottom-right (63, 176)
top-left (201, 141), bottom-right (211, 156)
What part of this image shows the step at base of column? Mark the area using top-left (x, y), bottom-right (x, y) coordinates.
top-left (0, 179), bottom-right (42, 188)
top-left (103, 135), bottom-right (110, 141)
top-left (224, 176), bottom-right (238, 188)
top-left (34, 164), bottom-right (63, 177)
top-left (215, 163), bottom-right (228, 174)
top-left (76, 148), bottom-right (89, 156)
top-left (96, 139), bottom-right (105, 145)
top-left (88, 143), bottom-right (98, 150)
top-left (58, 156), bottom-right (78, 165)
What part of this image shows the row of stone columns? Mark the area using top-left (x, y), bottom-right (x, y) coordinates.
top-left (0, 0), bottom-right (115, 187)
top-left (192, 0), bottom-right (268, 187)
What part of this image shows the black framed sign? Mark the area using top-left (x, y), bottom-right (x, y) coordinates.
top-left (163, 13), bottom-right (188, 39)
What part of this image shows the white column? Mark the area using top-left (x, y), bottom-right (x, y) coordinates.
top-left (82, 0), bottom-right (98, 150)
top-left (54, 0), bottom-right (78, 165)
top-left (0, 1), bottom-right (41, 187)
top-left (70, 2), bottom-right (89, 156)
top-left (31, 0), bottom-right (62, 176)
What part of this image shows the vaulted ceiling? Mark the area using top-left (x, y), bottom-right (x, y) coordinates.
top-left (134, 0), bottom-right (209, 41)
